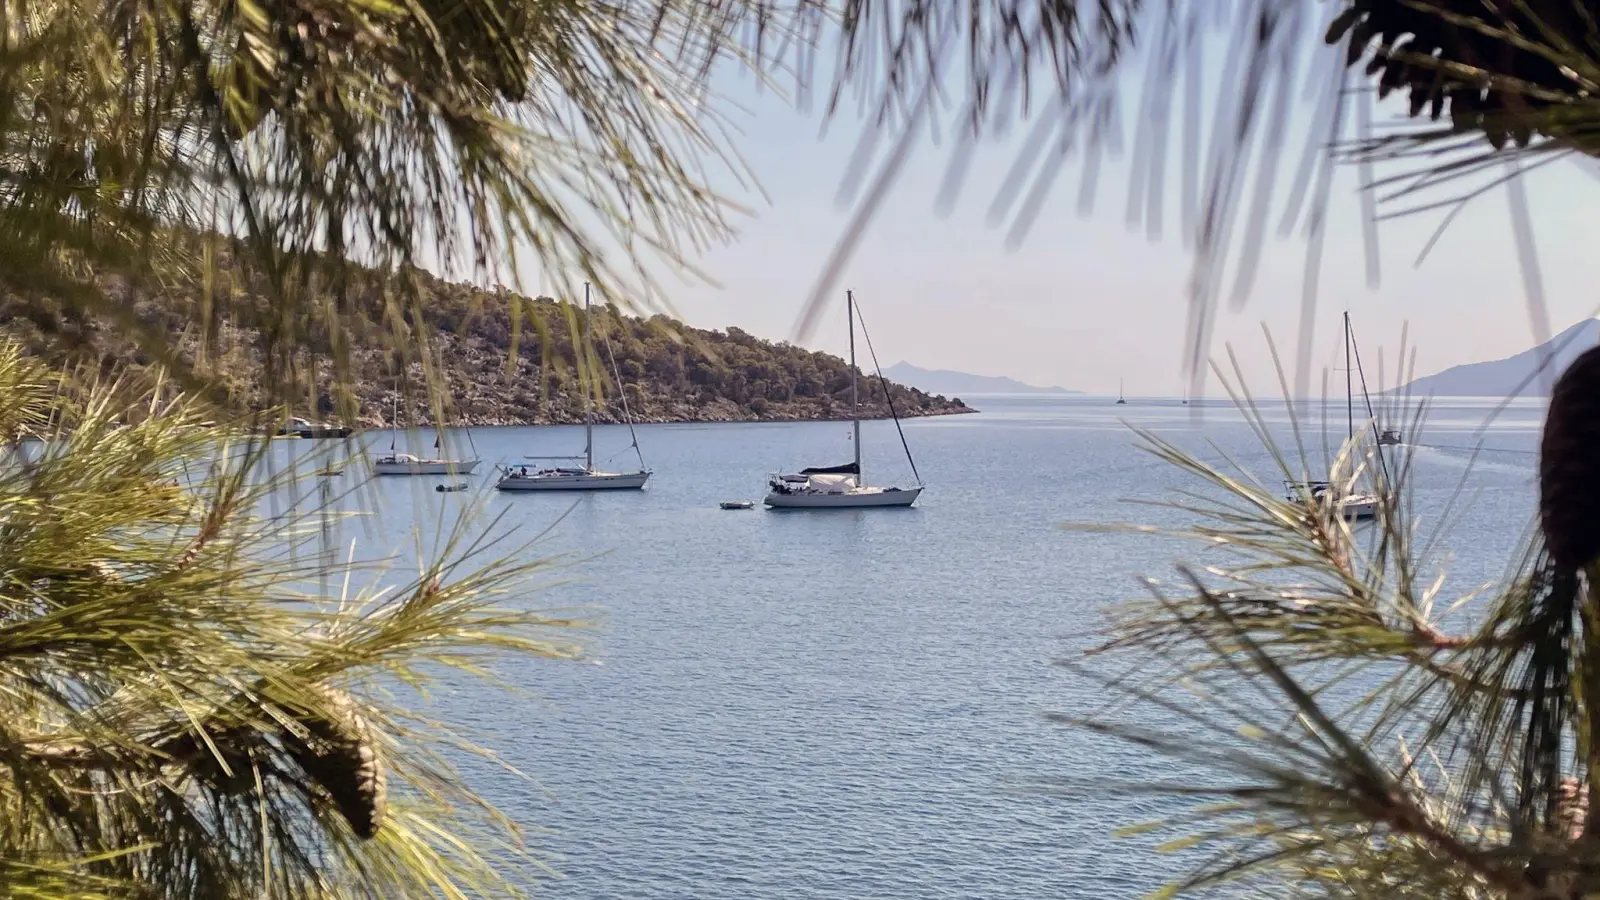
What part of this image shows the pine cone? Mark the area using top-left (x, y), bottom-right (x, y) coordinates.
top-left (157, 681), bottom-right (388, 839)
top-left (1539, 345), bottom-right (1600, 571)
top-left (284, 683), bottom-right (387, 840)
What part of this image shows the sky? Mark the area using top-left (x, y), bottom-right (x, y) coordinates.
top-left (510, 17), bottom-right (1600, 399)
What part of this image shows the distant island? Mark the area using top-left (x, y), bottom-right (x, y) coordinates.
top-left (1400, 318), bottom-right (1599, 397)
top-left (882, 361), bottom-right (1080, 396)
top-left (0, 252), bottom-right (972, 427)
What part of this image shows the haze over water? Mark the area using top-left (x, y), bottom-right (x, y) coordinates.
top-left (274, 395), bottom-right (1543, 898)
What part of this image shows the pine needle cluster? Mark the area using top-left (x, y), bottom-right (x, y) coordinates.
top-left (1073, 349), bottom-right (1600, 900)
top-left (0, 342), bottom-right (584, 898)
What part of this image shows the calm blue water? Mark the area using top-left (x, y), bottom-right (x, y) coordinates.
top-left (270, 395), bottom-right (1545, 898)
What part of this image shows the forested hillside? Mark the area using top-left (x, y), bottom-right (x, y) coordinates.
top-left (3, 256), bottom-right (971, 427)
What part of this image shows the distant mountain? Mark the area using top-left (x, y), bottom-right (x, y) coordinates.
top-left (1401, 318), bottom-right (1600, 397)
top-left (882, 362), bottom-right (1080, 397)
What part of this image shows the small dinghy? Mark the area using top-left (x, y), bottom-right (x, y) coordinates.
top-left (719, 500), bottom-right (754, 510)
top-left (316, 467), bottom-right (344, 477)
top-left (436, 482), bottom-right (470, 493)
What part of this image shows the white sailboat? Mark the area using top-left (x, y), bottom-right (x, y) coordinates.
top-left (1284, 311), bottom-right (1377, 522)
top-left (496, 283), bottom-right (651, 492)
top-left (764, 291), bottom-right (923, 509)
top-left (375, 452), bottom-right (481, 477)
top-left (373, 394), bottom-right (481, 476)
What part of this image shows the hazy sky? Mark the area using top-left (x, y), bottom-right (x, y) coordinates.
top-left (521, 28), bottom-right (1600, 398)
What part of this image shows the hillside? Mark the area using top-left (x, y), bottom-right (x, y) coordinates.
top-left (1401, 318), bottom-right (1600, 397)
top-left (883, 361), bottom-right (1079, 396)
top-left (3, 259), bottom-right (972, 427)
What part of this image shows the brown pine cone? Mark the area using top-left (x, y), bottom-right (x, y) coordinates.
top-left (1540, 345), bottom-right (1600, 571)
top-left (284, 683), bottom-right (387, 840)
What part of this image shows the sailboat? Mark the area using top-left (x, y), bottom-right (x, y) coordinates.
top-left (764, 291), bottom-right (922, 509)
top-left (495, 284), bottom-right (651, 492)
top-left (373, 393), bottom-right (481, 476)
top-left (1116, 380), bottom-right (1127, 405)
top-left (1284, 311), bottom-right (1377, 521)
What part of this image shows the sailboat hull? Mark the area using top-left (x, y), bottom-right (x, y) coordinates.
top-left (763, 292), bottom-right (926, 509)
top-left (1338, 497), bottom-right (1377, 521)
top-left (496, 471), bottom-right (651, 491)
top-left (374, 459), bottom-right (480, 476)
top-left (764, 486), bottom-right (921, 509)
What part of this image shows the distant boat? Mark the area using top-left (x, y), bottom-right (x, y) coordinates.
top-left (1283, 479), bottom-right (1374, 521)
top-left (374, 393), bottom-right (481, 476)
top-left (375, 452), bottom-right (481, 476)
top-left (436, 482), bottom-right (469, 493)
top-left (720, 500), bottom-right (754, 510)
top-left (1285, 311), bottom-right (1377, 521)
top-left (497, 283), bottom-right (652, 492)
top-left (1116, 380), bottom-right (1127, 405)
top-left (1378, 429), bottom-right (1403, 446)
top-left (765, 291), bottom-right (923, 509)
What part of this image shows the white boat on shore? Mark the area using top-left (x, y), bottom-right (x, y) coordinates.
top-left (765, 291), bottom-right (923, 510)
top-left (496, 283), bottom-right (651, 493)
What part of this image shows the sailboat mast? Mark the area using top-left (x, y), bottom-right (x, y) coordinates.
top-left (583, 283), bottom-right (594, 472)
top-left (848, 291), bottom-right (862, 482)
top-left (1344, 311), bottom-right (1354, 444)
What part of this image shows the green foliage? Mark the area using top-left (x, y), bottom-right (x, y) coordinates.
top-left (0, 342), bottom-right (582, 898)
top-left (1067, 358), bottom-right (1598, 899)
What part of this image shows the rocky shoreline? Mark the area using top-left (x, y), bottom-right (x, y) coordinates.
top-left (353, 404), bottom-right (978, 429)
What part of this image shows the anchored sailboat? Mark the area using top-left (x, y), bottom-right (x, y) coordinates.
top-left (1284, 311), bottom-right (1378, 521)
top-left (764, 291), bottom-right (922, 509)
top-left (496, 283), bottom-right (651, 492)
top-left (373, 393), bottom-right (481, 476)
